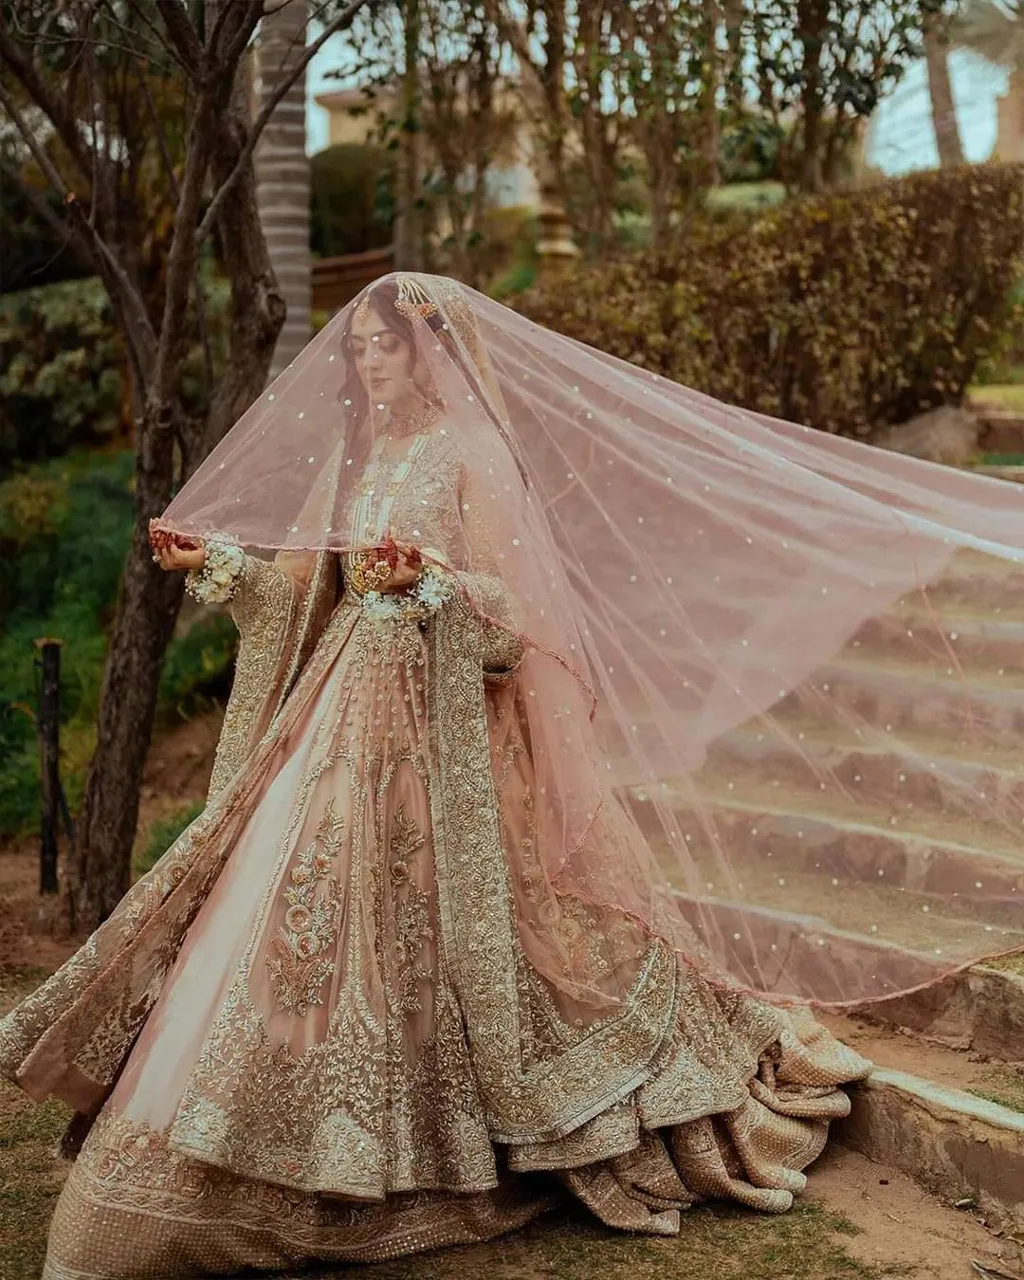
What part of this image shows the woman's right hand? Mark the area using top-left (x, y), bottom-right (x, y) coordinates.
top-left (153, 538), bottom-right (206, 572)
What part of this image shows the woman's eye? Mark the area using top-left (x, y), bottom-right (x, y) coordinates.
top-left (378, 335), bottom-right (403, 355)
top-left (351, 341), bottom-right (366, 357)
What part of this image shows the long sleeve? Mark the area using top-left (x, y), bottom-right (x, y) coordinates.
top-left (453, 459), bottom-right (525, 678)
top-left (205, 553), bottom-right (302, 800)
top-left (187, 543), bottom-right (331, 802)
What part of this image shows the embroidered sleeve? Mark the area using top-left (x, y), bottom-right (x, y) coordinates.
top-left (205, 553), bottom-right (303, 802)
top-left (454, 462), bottom-right (525, 675)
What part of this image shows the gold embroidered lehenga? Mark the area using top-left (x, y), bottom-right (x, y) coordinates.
top-left (0, 274), bottom-right (874, 1279)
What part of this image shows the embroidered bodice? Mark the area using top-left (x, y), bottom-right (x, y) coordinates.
top-left (342, 427), bottom-right (465, 565)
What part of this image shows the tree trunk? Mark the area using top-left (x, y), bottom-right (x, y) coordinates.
top-left (924, 14), bottom-right (964, 169)
top-left (395, 0), bottom-right (424, 272)
top-left (796, 0), bottom-right (825, 193)
top-left (649, 143), bottom-right (673, 255)
top-left (701, 0), bottom-right (722, 188)
top-left (723, 0), bottom-right (744, 115)
top-left (67, 455), bottom-right (184, 928)
top-left (486, 0), bottom-right (577, 274)
top-left (255, 0), bottom-right (311, 376)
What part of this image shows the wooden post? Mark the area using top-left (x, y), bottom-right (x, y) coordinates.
top-left (34, 637), bottom-right (63, 895)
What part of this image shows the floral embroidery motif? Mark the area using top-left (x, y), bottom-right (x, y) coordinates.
top-left (266, 798), bottom-right (347, 1015)
top-left (387, 806), bottom-right (434, 1015)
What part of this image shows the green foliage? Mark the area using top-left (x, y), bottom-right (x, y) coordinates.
top-left (750, 0), bottom-right (957, 191)
top-left (490, 260), bottom-right (537, 299)
top-left (519, 164), bottom-right (1024, 438)
top-left (974, 277), bottom-right (1024, 386)
top-left (0, 450), bottom-right (135, 835)
top-left (157, 612), bottom-right (236, 724)
top-left (0, 280), bottom-right (124, 465)
top-left (0, 274), bottom-right (231, 468)
top-left (0, 450), bottom-right (236, 839)
top-left (470, 205), bottom-right (537, 292)
top-left (720, 115), bottom-right (788, 186)
top-left (134, 801), bottom-right (205, 878)
top-left (310, 143), bottom-right (395, 259)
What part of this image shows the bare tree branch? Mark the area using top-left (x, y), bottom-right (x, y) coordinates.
top-left (0, 154), bottom-right (88, 268)
top-left (157, 0), bottom-right (207, 72)
top-left (0, 79), bottom-right (156, 368)
top-left (216, 8), bottom-right (267, 82)
top-left (136, 68), bottom-right (215, 390)
top-left (123, 1), bottom-right (194, 71)
top-left (0, 24), bottom-right (93, 184)
top-left (194, 0), bottom-right (374, 245)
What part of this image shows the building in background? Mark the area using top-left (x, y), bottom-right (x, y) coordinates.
top-left (314, 83), bottom-right (539, 209)
top-left (993, 69), bottom-right (1024, 162)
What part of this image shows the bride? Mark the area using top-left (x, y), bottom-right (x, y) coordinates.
top-left (3, 271), bottom-right (1020, 1278)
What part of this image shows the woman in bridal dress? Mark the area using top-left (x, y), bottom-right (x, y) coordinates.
top-left (5, 270), bottom-right (1021, 1279)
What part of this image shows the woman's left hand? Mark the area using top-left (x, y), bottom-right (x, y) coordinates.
top-left (379, 540), bottom-right (422, 592)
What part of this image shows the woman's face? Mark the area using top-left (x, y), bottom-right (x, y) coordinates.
top-left (349, 304), bottom-right (417, 409)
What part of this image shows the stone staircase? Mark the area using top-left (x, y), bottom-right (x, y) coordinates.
top-left (628, 546), bottom-right (1024, 1245)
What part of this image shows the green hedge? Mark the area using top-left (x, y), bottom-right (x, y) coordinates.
top-left (311, 143), bottom-right (395, 259)
top-left (519, 164), bottom-right (1024, 438)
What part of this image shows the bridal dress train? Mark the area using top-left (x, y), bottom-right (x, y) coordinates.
top-left (4, 271), bottom-right (1021, 1278)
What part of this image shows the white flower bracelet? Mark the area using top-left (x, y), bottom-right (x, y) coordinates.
top-left (184, 539), bottom-right (246, 605)
top-left (362, 563), bottom-right (455, 623)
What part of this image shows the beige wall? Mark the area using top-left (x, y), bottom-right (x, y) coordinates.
top-left (316, 91), bottom-right (394, 148)
top-left (993, 70), bottom-right (1024, 164)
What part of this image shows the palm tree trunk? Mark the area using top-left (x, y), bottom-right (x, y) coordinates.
top-left (255, 1), bottom-right (311, 377)
top-left (925, 14), bottom-right (964, 168)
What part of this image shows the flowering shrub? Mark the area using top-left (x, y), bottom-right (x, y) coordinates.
top-left (519, 164), bottom-right (1024, 439)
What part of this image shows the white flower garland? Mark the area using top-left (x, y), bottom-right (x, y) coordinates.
top-left (362, 563), bottom-right (455, 623)
top-left (184, 539), bottom-right (246, 604)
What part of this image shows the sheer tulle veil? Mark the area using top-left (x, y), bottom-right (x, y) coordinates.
top-left (154, 270), bottom-right (1024, 1012)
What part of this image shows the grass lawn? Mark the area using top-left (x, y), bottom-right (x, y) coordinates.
top-left (321, 1201), bottom-right (905, 1280)
top-left (707, 181), bottom-right (787, 211)
top-left (970, 382), bottom-right (1024, 413)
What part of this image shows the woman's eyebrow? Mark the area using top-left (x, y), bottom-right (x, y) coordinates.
top-left (352, 326), bottom-right (398, 341)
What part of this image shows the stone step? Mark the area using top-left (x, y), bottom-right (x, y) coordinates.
top-left (855, 960), bottom-right (1024, 1061)
top-left (671, 791), bottom-right (1024, 904)
top-left (705, 722), bottom-right (1024, 836)
top-left (922, 547), bottom-right (1024, 611)
top-left (779, 653), bottom-right (1024, 748)
top-left (977, 407), bottom-right (1024, 453)
top-left (671, 876), bottom-right (1023, 988)
top-left (668, 876), bottom-right (1024, 1055)
top-left (837, 1065), bottom-right (1024, 1234)
top-left (852, 608), bottom-right (1024, 676)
